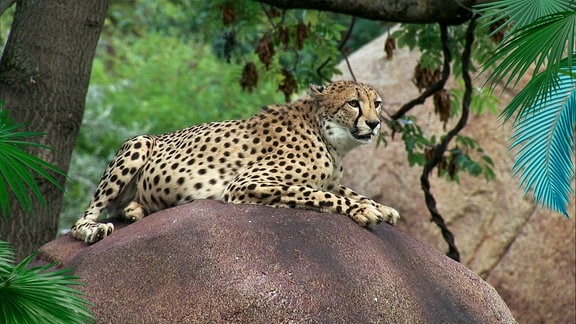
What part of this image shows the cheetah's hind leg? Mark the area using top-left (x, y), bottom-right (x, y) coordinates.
top-left (70, 135), bottom-right (154, 244)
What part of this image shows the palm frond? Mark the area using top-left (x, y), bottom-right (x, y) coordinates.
top-left (0, 109), bottom-right (67, 219)
top-left (0, 241), bottom-right (14, 272)
top-left (510, 68), bottom-right (575, 217)
top-left (504, 56), bottom-right (575, 122)
top-left (482, 11), bottom-right (575, 114)
top-left (475, 0), bottom-right (575, 33)
top-left (0, 241), bottom-right (95, 323)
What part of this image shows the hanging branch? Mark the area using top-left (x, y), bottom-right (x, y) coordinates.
top-left (419, 16), bottom-right (478, 262)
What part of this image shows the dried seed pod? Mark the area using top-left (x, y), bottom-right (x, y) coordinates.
top-left (220, 3), bottom-right (236, 26)
top-left (448, 150), bottom-right (459, 180)
top-left (384, 37), bottom-right (396, 61)
top-left (240, 62), bottom-right (258, 92)
top-left (278, 69), bottom-right (298, 102)
top-left (489, 19), bottom-right (506, 45)
top-left (437, 156), bottom-right (448, 177)
top-left (255, 34), bottom-right (275, 70)
top-left (296, 22), bottom-right (309, 50)
top-left (425, 146), bottom-right (435, 162)
top-left (278, 26), bottom-right (290, 50)
top-left (266, 7), bottom-right (281, 18)
top-left (433, 89), bottom-right (451, 130)
top-left (412, 63), bottom-right (427, 91)
top-left (412, 63), bottom-right (441, 92)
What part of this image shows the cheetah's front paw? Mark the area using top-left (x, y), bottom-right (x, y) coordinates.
top-left (71, 220), bottom-right (114, 244)
top-left (349, 204), bottom-right (385, 227)
top-left (373, 203), bottom-right (400, 225)
top-left (359, 199), bottom-right (400, 225)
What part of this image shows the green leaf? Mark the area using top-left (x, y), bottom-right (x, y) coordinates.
top-left (509, 67), bottom-right (575, 217)
top-left (482, 154), bottom-right (495, 167)
top-left (481, 11), bottom-right (575, 112)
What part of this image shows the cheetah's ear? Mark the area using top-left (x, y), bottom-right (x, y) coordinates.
top-left (308, 84), bottom-right (325, 95)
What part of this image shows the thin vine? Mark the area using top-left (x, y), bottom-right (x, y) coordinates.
top-left (420, 16), bottom-right (478, 262)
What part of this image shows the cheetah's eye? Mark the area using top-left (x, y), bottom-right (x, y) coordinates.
top-left (348, 100), bottom-right (360, 108)
top-left (374, 101), bottom-right (382, 109)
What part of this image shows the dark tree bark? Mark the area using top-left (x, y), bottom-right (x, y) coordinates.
top-left (254, 0), bottom-right (492, 24)
top-left (0, 0), bottom-right (109, 261)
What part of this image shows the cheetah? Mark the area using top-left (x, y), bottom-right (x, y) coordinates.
top-left (71, 80), bottom-right (400, 244)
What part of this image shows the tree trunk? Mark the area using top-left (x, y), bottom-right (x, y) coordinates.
top-left (0, 0), bottom-right (108, 261)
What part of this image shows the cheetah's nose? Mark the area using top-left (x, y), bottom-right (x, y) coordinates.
top-left (366, 120), bottom-right (380, 130)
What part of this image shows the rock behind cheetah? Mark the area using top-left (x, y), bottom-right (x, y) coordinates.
top-left (71, 80), bottom-right (400, 243)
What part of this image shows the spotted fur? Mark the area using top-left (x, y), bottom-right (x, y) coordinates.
top-left (71, 80), bottom-right (400, 243)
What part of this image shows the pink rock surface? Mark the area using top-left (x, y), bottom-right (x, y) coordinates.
top-left (38, 200), bottom-right (515, 323)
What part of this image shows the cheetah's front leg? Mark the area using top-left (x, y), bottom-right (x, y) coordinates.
top-left (225, 182), bottom-right (394, 227)
top-left (335, 185), bottom-right (400, 225)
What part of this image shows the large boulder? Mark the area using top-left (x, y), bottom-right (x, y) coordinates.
top-left (335, 33), bottom-right (575, 323)
top-left (37, 200), bottom-right (515, 323)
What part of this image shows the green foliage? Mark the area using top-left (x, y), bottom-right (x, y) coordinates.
top-left (0, 241), bottom-right (94, 323)
top-left (476, 0), bottom-right (574, 32)
top-left (0, 5), bottom-right (14, 52)
top-left (215, 2), bottom-right (347, 92)
top-left (481, 11), bottom-right (575, 117)
top-left (386, 117), bottom-right (495, 182)
top-left (476, 0), bottom-right (575, 217)
top-left (392, 24), bottom-right (444, 69)
top-left (106, 0), bottom-right (216, 41)
top-left (0, 107), bottom-right (66, 219)
top-left (91, 34), bottom-right (281, 135)
top-left (104, 0), bottom-right (354, 99)
top-left (387, 117), bottom-right (432, 167)
top-left (451, 135), bottom-right (496, 182)
top-left (391, 21), bottom-right (497, 73)
top-left (450, 80), bottom-right (500, 116)
top-left (509, 67), bottom-right (575, 217)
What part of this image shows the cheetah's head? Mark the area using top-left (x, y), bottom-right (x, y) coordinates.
top-left (309, 80), bottom-right (382, 154)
